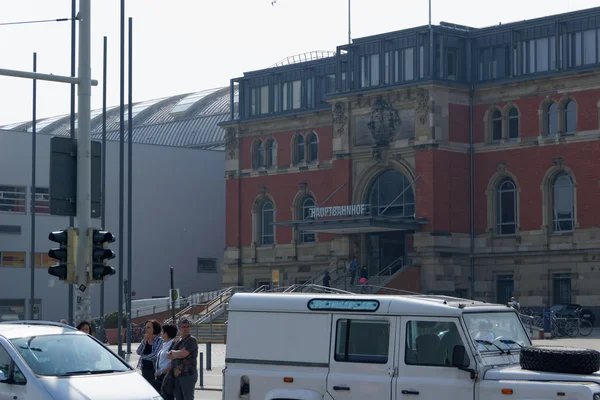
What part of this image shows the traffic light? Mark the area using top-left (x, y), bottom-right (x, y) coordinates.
top-left (89, 228), bottom-right (116, 283)
top-left (47, 227), bottom-right (78, 283)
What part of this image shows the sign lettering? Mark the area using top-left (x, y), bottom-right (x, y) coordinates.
top-left (308, 204), bottom-right (369, 219)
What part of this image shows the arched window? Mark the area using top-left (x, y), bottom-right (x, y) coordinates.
top-left (368, 170), bottom-right (415, 217)
top-left (295, 135), bottom-right (305, 163)
top-left (260, 200), bottom-right (274, 245)
top-left (300, 197), bottom-right (316, 243)
top-left (508, 108), bottom-right (519, 139)
top-left (564, 100), bottom-right (576, 134)
top-left (547, 103), bottom-right (558, 136)
top-left (552, 172), bottom-right (574, 232)
top-left (496, 178), bottom-right (517, 235)
top-left (491, 109), bottom-right (502, 141)
top-left (255, 141), bottom-right (264, 168)
top-left (308, 134), bottom-right (318, 162)
top-left (265, 139), bottom-right (277, 167)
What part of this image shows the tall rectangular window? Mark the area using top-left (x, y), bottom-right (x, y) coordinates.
top-left (404, 48), bottom-right (414, 81)
top-left (306, 78), bottom-right (314, 108)
top-left (282, 82), bottom-right (289, 111)
top-left (446, 48), bottom-right (458, 80)
top-left (273, 83), bottom-right (280, 112)
top-left (419, 45), bottom-right (425, 79)
top-left (583, 29), bottom-right (596, 65)
top-left (536, 37), bottom-right (549, 72)
top-left (292, 80), bottom-right (302, 109)
top-left (384, 52), bottom-right (390, 84)
top-left (360, 54), bottom-right (380, 87)
top-left (250, 88), bottom-right (257, 116)
top-left (496, 275), bottom-right (514, 305)
top-left (260, 86), bottom-right (269, 115)
top-left (552, 273), bottom-right (572, 305)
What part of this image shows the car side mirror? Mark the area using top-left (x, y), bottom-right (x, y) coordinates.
top-left (452, 345), bottom-right (477, 379)
top-left (452, 345), bottom-right (469, 368)
top-left (0, 370), bottom-right (7, 383)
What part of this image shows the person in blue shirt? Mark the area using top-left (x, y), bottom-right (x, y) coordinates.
top-left (348, 256), bottom-right (358, 285)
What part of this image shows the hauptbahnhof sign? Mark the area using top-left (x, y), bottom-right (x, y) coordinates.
top-left (309, 204), bottom-right (370, 219)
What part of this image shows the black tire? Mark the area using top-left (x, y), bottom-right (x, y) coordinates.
top-left (520, 346), bottom-right (600, 375)
top-left (579, 320), bottom-right (593, 337)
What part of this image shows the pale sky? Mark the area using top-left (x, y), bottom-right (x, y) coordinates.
top-left (0, 0), bottom-right (597, 125)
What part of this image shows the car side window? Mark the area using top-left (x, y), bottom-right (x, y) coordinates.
top-left (405, 320), bottom-right (465, 367)
top-left (335, 319), bottom-right (390, 364)
top-left (0, 346), bottom-right (9, 380)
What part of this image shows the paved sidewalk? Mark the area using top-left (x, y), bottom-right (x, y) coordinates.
top-left (108, 343), bottom-right (225, 391)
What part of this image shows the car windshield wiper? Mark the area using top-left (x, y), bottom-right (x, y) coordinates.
top-left (475, 339), bottom-right (505, 354)
top-left (65, 369), bottom-right (124, 376)
top-left (499, 339), bottom-right (524, 348)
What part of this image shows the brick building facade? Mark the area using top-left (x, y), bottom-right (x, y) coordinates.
top-left (220, 7), bottom-right (600, 308)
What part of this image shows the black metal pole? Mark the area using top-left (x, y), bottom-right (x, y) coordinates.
top-left (117, 0), bottom-right (125, 358)
top-left (30, 52), bottom-right (37, 320)
top-left (126, 17), bottom-right (133, 354)
top-left (68, 0), bottom-right (76, 327)
top-left (170, 267), bottom-right (175, 323)
top-left (100, 35), bottom-right (107, 341)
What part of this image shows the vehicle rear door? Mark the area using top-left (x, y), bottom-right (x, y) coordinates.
top-left (326, 313), bottom-right (397, 400)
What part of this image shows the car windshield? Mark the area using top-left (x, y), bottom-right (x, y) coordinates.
top-left (463, 312), bottom-right (531, 353)
top-left (9, 333), bottom-right (130, 377)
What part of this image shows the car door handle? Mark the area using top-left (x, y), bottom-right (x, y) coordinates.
top-left (333, 385), bottom-right (350, 391)
top-left (401, 390), bottom-right (419, 395)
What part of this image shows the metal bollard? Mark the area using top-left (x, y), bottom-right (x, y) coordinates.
top-left (206, 343), bottom-right (212, 371)
top-left (198, 352), bottom-right (204, 388)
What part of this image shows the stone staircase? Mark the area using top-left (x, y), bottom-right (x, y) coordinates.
top-left (328, 256), bottom-right (410, 294)
top-left (191, 313), bottom-right (228, 343)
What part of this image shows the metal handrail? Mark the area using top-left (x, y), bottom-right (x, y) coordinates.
top-left (253, 285), bottom-right (270, 293)
top-left (303, 261), bottom-right (340, 287)
top-left (284, 284), bottom-right (356, 295)
top-left (373, 256), bottom-right (405, 278)
top-left (164, 285), bottom-right (243, 324)
top-left (196, 302), bottom-right (228, 324)
top-left (357, 285), bottom-right (422, 295)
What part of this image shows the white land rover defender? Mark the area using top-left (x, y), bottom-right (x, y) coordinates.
top-left (223, 292), bottom-right (600, 400)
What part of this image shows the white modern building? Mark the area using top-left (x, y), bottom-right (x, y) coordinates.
top-left (0, 86), bottom-right (237, 322)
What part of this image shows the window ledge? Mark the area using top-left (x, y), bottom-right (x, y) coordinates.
top-left (549, 231), bottom-right (574, 237)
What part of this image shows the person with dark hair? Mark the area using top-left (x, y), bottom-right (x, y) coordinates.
top-left (76, 321), bottom-right (92, 335)
top-left (154, 324), bottom-right (178, 399)
top-left (167, 319), bottom-right (198, 400)
top-left (136, 319), bottom-right (164, 385)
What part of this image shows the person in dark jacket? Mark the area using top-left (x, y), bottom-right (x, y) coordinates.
top-left (322, 271), bottom-right (331, 288)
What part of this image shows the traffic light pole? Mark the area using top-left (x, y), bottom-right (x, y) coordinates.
top-left (0, 0), bottom-right (97, 325)
top-left (74, 0), bottom-right (93, 325)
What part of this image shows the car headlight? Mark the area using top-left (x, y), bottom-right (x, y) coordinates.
top-left (593, 394), bottom-right (600, 400)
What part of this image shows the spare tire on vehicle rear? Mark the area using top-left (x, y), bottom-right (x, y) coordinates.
top-left (520, 345), bottom-right (600, 375)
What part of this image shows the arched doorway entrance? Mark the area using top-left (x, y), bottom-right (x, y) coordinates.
top-left (365, 169), bottom-right (415, 276)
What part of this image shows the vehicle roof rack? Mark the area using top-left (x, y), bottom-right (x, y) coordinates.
top-left (0, 320), bottom-right (77, 330)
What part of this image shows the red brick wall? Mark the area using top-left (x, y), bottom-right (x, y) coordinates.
top-left (379, 266), bottom-right (421, 294)
top-left (240, 125), bottom-right (334, 170)
top-left (448, 104), bottom-right (470, 143)
top-left (474, 142), bottom-right (600, 233)
top-left (415, 149), bottom-right (470, 233)
top-left (471, 89), bottom-right (600, 143)
top-left (226, 159), bottom-right (351, 247)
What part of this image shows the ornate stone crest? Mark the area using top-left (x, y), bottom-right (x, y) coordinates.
top-left (299, 182), bottom-right (308, 192)
top-left (259, 186), bottom-right (267, 196)
top-left (332, 102), bottom-right (348, 137)
top-left (367, 95), bottom-right (400, 146)
top-left (372, 147), bottom-right (389, 167)
top-left (553, 157), bottom-right (564, 170)
top-left (225, 128), bottom-right (238, 158)
top-left (497, 162), bottom-right (507, 174)
top-left (415, 89), bottom-right (431, 125)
